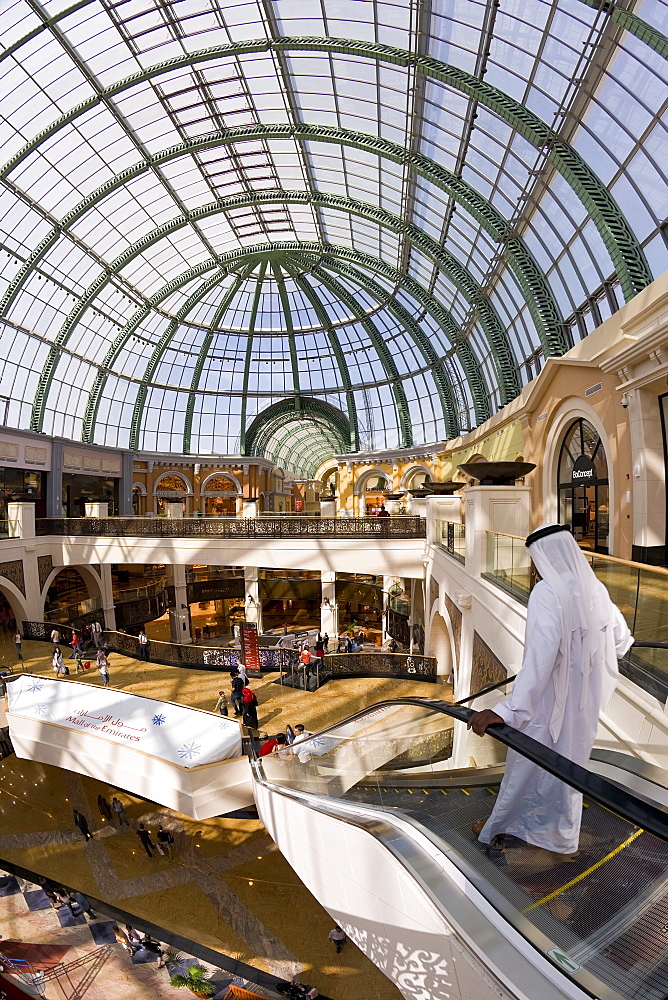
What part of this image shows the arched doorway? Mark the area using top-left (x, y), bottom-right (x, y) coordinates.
top-left (428, 611), bottom-right (453, 680)
top-left (558, 418), bottom-right (609, 553)
top-left (200, 474), bottom-right (240, 517)
top-left (44, 568), bottom-right (98, 623)
top-left (153, 473), bottom-right (190, 516)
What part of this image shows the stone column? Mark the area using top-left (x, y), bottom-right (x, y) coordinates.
top-left (8, 503), bottom-right (42, 621)
top-left (119, 451), bottom-right (134, 515)
top-left (242, 498), bottom-right (258, 519)
top-left (627, 388), bottom-right (665, 562)
top-left (243, 565), bottom-right (263, 632)
top-left (46, 440), bottom-right (63, 516)
top-left (320, 570), bottom-right (338, 637)
top-left (463, 484), bottom-right (531, 579)
top-left (320, 498), bottom-right (337, 518)
top-left (165, 501), bottom-right (184, 519)
top-left (98, 562), bottom-right (117, 631)
top-left (169, 563), bottom-right (192, 643)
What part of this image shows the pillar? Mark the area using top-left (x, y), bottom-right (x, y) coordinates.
top-left (243, 565), bottom-right (263, 632)
top-left (627, 388), bottom-right (665, 563)
top-left (165, 501), bottom-right (184, 519)
top-left (7, 502), bottom-right (35, 540)
top-left (119, 451), bottom-right (134, 515)
top-left (46, 441), bottom-right (63, 516)
top-left (320, 498), bottom-right (337, 518)
top-left (242, 498), bottom-right (259, 519)
top-left (463, 484), bottom-right (531, 579)
top-left (8, 504), bottom-right (42, 621)
top-left (320, 570), bottom-right (338, 637)
top-left (169, 563), bottom-right (192, 643)
top-left (98, 563), bottom-right (117, 631)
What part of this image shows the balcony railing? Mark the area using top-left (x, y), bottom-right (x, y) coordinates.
top-left (485, 530), bottom-right (668, 702)
top-left (35, 515), bottom-right (426, 539)
top-left (437, 520), bottom-right (465, 562)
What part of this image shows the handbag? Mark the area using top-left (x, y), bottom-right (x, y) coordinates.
top-left (84, 661), bottom-right (91, 670)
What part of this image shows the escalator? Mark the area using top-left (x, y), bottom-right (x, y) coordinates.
top-left (250, 687), bottom-right (668, 1000)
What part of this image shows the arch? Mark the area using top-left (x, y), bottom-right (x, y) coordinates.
top-left (40, 564), bottom-right (103, 613)
top-left (353, 468), bottom-right (392, 496)
top-left (0, 580), bottom-right (30, 625)
top-left (428, 610), bottom-right (454, 680)
top-left (400, 465), bottom-right (434, 490)
top-left (152, 472), bottom-right (193, 496)
top-left (245, 398), bottom-right (351, 460)
top-left (541, 399), bottom-right (614, 552)
top-left (132, 482), bottom-right (147, 496)
top-left (200, 471), bottom-right (242, 496)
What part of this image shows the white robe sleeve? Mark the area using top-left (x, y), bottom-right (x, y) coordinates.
top-left (611, 600), bottom-right (633, 658)
top-left (493, 581), bottom-right (562, 731)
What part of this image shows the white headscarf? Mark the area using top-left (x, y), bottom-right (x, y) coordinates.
top-left (526, 525), bottom-right (631, 741)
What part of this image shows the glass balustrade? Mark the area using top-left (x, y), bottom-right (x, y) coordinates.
top-left (437, 520), bottom-right (466, 562)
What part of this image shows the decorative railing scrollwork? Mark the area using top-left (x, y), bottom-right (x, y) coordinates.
top-left (34, 516), bottom-right (426, 539)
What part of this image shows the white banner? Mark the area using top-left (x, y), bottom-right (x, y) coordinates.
top-left (7, 674), bottom-right (241, 767)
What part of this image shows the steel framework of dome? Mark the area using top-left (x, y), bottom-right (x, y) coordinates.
top-left (0, 0), bottom-right (666, 474)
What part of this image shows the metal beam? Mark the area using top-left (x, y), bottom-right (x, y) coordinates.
top-left (308, 266), bottom-right (413, 447)
top-left (0, 36), bottom-right (652, 300)
top-left (27, 188), bottom-right (516, 426)
top-left (0, 122), bottom-right (565, 358)
top-left (182, 264), bottom-right (254, 454)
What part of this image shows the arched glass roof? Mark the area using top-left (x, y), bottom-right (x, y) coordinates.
top-left (0, 0), bottom-right (666, 473)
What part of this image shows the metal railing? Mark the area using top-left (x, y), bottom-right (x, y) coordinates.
top-left (35, 515), bottom-right (426, 539)
top-left (485, 529), bottom-right (668, 702)
top-left (437, 519), bottom-right (465, 562)
top-left (278, 651), bottom-right (438, 690)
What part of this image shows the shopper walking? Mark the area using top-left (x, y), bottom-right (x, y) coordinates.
top-left (230, 670), bottom-right (244, 716)
top-left (328, 926), bottom-right (347, 954)
top-left (136, 823), bottom-right (156, 857)
top-left (14, 631), bottom-right (23, 661)
top-left (68, 890), bottom-right (96, 920)
top-left (96, 649), bottom-right (110, 686)
top-left (113, 924), bottom-right (133, 955)
top-left (53, 648), bottom-right (67, 677)
top-left (50, 627), bottom-right (60, 650)
top-left (156, 824), bottom-right (175, 860)
top-left (112, 796), bottom-right (129, 826)
top-left (37, 878), bottom-right (61, 909)
top-left (125, 925), bottom-right (142, 954)
top-left (241, 683), bottom-right (259, 730)
top-left (214, 690), bottom-right (228, 716)
top-left (73, 809), bottom-right (93, 840)
top-left (97, 794), bottom-right (112, 821)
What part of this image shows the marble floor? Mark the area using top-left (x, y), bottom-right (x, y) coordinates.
top-left (0, 635), bottom-right (449, 999)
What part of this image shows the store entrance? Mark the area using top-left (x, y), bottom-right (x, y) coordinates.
top-left (557, 418), bottom-right (609, 553)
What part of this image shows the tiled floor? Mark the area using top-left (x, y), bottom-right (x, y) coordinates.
top-left (0, 635), bottom-right (448, 999)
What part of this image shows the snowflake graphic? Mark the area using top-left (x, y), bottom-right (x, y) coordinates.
top-left (152, 714), bottom-right (166, 726)
top-left (35, 704), bottom-right (48, 716)
top-left (178, 741), bottom-right (201, 761)
top-left (27, 680), bottom-right (44, 693)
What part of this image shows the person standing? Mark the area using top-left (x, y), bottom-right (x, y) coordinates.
top-left (136, 823), bottom-right (156, 858)
top-left (37, 878), bottom-right (61, 909)
top-left (292, 724), bottom-right (314, 763)
top-left (96, 649), bottom-right (110, 686)
top-left (230, 670), bottom-right (244, 716)
top-left (14, 631), bottom-right (23, 661)
top-left (112, 796), bottom-right (129, 826)
top-left (90, 620), bottom-right (102, 645)
top-left (376, 504), bottom-right (390, 518)
top-left (156, 824), bottom-right (174, 860)
top-left (113, 924), bottom-right (133, 955)
top-left (125, 925), bottom-right (142, 954)
top-left (70, 632), bottom-right (80, 659)
top-left (468, 524), bottom-right (633, 857)
top-left (214, 690), bottom-right (228, 716)
top-left (73, 809), bottom-right (93, 841)
top-left (138, 630), bottom-right (149, 661)
top-left (50, 627), bottom-right (60, 650)
top-left (328, 926), bottom-right (346, 954)
top-left (322, 633), bottom-right (329, 653)
top-left (74, 644), bottom-right (85, 673)
top-left (241, 683), bottom-right (259, 730)
top-left (68, 890), bottom-right (96, 920)
top-left (236, 661), bottom-right (248, 686)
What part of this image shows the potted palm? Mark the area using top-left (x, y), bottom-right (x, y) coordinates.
top-left (168, 961), bottom-right (216, 998)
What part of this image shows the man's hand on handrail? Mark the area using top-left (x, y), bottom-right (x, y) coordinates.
top-left (467, 709), bottom-right (504, 736)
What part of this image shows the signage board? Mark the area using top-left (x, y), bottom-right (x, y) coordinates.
top-left (571, 455), bottom-right (596, 484)
top-left (241, 621), bottom-right (261, 674)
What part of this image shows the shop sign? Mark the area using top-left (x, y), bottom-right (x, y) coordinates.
top-left (571, 455), bottom-right (596, 484)
top-left (241, 621), bottom-right (261, 674)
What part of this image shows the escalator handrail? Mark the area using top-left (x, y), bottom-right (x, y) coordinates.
top-left (454, 674), bottom-right (516, 705)
top-left (251, 696), bottom-right (668, 843)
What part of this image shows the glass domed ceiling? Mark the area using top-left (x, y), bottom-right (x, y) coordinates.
top-left (0, 0), bottom-right (666, 474)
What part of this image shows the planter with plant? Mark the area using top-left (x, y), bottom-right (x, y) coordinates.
top-left (166, 953), bottom-right (216, 998)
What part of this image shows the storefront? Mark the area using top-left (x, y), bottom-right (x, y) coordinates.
top-left (557, 418), bottom-right (609, 553)
top-left (62, 473), bottom-right (117, 517)
top-left (0, 466), bottom-right (45, 519)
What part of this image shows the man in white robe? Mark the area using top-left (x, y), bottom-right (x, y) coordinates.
top-left (468, 523), bottom-right (633, 855)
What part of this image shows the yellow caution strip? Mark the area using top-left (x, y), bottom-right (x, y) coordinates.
top-left (461, 788), bottom-right (470, 796)
top-left (522, 828), bottom-right (643, 915)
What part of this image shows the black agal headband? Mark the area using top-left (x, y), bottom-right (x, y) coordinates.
top-left (525, 523), bottom-right (571, 548)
